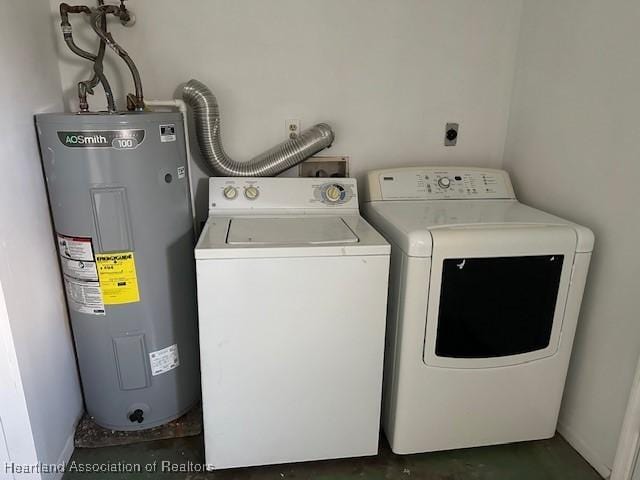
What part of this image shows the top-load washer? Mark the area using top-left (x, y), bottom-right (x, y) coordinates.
top-left (195, 177), bottom-right (390, 469)
top-left (361, 166), bottom-right (594, 454)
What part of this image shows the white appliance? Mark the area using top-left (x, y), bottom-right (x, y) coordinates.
top-left (195, 177), bottom-right (390, 469)
top-left (361, 166), bottom-right (594, 454)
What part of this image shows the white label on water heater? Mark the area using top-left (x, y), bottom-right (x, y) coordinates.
top-left (64, 277), bottom-right (105, 315)
top-left (61, 257), bottom-right (99, 281)
top-left (159, 124), bottom-right (176, 143)
top-left (57, 233), bottom-right (104, 315)
top-left (57, 233), bottom-right (94, 261)
top-left (149, 344), bottom-right (180, 376)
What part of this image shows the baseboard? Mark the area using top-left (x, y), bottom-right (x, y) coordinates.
top-left (558, 422), bottom-right (612, 479)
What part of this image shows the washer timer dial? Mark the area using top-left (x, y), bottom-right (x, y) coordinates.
top-left (324, 185), bottom-right (342, 202)
top-left (317, 182), bottom-right (351, 204)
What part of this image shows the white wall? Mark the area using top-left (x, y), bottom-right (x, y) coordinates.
top-left (0, 283), bottom-right (39, 480)
top-left (53, 0), bottom-right (522, 221)
top-left (503, 0), bottom-right (640, 476)
top-left (0, 0), bottom-right (83, 477)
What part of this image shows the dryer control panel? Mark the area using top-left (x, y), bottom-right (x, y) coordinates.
top-left (209, 177), bottom-right (359, 214)
top-left (364, 167), bottom-right (516, 201)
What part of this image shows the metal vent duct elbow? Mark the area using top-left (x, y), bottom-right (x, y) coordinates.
top-left (182, 79), bottom-right (335, 177)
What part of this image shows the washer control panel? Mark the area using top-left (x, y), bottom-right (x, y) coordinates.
top-left (367, 167), bottom-right (515, 201)
top-left (209, 177), bottom-right (358, 213)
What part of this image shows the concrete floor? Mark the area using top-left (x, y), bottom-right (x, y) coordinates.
top-left (63, 434), bottom-right (602, 480)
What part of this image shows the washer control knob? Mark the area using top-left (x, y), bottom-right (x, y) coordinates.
top-left (244, 186), bottom-right (259, 200)
top-left (223, 186), bottom-right (238, 200)
top-left (324, 185), bottom-right (342, 202)
top-left (438, 177), bottom-right (451, 189)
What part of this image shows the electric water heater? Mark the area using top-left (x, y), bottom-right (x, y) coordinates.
top-left (36, 112), bottom-right (199, 430)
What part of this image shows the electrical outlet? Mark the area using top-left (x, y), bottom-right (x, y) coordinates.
top-left (299, 156), bottom-right (349, 178)
top-left (445, 123), bottom-right (459, 146)
top-left (286, 119), bottom-right (301, 140)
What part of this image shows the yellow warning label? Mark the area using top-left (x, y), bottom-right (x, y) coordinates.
top-left (96, 252), bottom-right (140, 305)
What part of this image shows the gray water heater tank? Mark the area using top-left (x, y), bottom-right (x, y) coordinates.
top-left (36, 112), bottom-right (199, 431)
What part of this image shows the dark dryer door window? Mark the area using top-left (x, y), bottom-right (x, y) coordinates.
top-left (435, 255), bottom-right (564, 359)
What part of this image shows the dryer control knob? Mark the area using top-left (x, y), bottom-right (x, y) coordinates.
top-left (223, 186), bottom-right (238, 200)
top-left (438, 177), bottom-right (451, 189)
top-left (325, 185), bottom-right (342, 202)
top-left (244, 186), bottom-right (259, 200)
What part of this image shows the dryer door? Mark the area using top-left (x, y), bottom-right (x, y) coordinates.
top-left (424, 225), bottom-right (576, 368)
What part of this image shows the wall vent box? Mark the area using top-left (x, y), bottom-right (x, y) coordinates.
top-left (299, 156), bottom-right (349, 178)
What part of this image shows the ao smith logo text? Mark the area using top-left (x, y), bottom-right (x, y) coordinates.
top-left (57, 129), bottom-right (145, 149)
top-left (65, 133), bottom-right (108, 145)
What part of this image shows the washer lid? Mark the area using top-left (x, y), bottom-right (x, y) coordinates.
top-left (227, 217), bottom-right (359, 245)
top-left (195, 215), bottom-right (389, 259)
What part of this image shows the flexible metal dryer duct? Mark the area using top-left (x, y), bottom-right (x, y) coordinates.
top-left (182, 79), bottom-right (335, 176)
